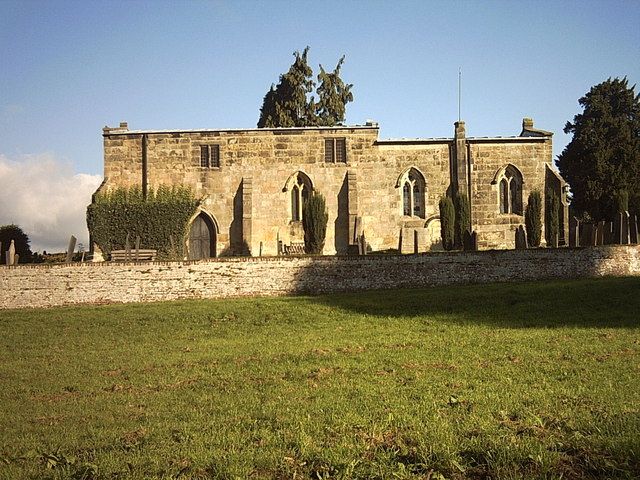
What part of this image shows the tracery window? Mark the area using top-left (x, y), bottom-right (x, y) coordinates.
top-left (400, 168), bottom-right (426, 218)
top-left (497, 165), bottom-right (523, 215)
top-left (289, 172), bottom-right (312, 221)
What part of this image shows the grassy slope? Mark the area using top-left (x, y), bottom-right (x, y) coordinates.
top-left (0, 277), bottom-right (639, 479)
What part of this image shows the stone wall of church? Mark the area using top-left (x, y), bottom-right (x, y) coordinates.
top-left (469, 138), bottom-right (554, 249)
top-left (1, 246), bottom-right (638, 310)
top-left (100, 122), bottom-right (554, 256)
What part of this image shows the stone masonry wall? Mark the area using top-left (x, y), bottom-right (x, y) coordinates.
top-left (101, 122), bottom-right (554, 256)
top-left (1, 246), bottom-right (638, 310)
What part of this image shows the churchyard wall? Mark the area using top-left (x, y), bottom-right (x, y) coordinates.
top-left (1, 245), bottom-right (638, 309)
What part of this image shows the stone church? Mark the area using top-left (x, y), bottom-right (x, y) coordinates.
top-left (98, 118), bottom-right (569, 259)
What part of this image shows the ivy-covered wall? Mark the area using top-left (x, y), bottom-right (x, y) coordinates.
top-left (86, 185), bottom-right (200, 260)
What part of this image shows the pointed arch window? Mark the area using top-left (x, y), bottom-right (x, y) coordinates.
top-left (398, 167), bottom-right (426, 218)
top-left (497, 165), bottom-right (523, 215)
top-left (286, 172), bottom-right (313, 222)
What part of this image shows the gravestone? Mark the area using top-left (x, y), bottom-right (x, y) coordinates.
top-left (7, 240), bottom-right (16, 265)
top-left (630, 215), bottom-right (639, 244)
top-left (621, 211), bottom-right (630, 245)
top-left (580, 223), bottom-right (596, 247)
top-left (66, 235), bottom-right (77, 263)
top-left (604, 221), bottom-right (614, 244)
top-left (515, 225), bottom-right (528, 249)
top-left (569, 217), bottom-right (579, 247)
top-left (596, 221), bottom-right (605, 246)
top-left (463, 229), bottom-right (478, 251)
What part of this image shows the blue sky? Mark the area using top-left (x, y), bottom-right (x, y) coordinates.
top-left (1, 0), bottom-right (639, 250)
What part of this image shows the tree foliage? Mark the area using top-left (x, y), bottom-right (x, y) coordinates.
top-left (439, 196), bottom-right (455, 251)
top-left (525, 190), bottom-right (542, 247)
top-left (557, 77), bottom-right (640, 221)
top-left (545, 188), bottom-right (560, 248)
top-left (302, 191), bottom-right (328, 254)
top-left (0, 224), bottom-right (33, 263)
top-left (87, 185), bottom-right (200, 260)
top-left (316, 56), bottom-right (354, 127)
top-left (258, 47), bottom-right (353, 128)
top-left (454, 193), bottom-right (470, 249)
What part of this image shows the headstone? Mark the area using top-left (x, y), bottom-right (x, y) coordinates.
top-left (604, 221), bottom-right (614, 245)
top-left (595, 221), bottom-right (605, 246)
top-left (471, 231), bottom-right (478, 251)
top-left (621, 211), bottom-right (630, 245)
top-left (66, 235), bottom-right (76, 263)
top-left (14, 254), bottom-right (19, 265)
top-left (92, 243), bottom-right (105, 262)
top-left (569, 217), bottom-right (579, 247)
top-left (580, 223), bottom-right (596, 247)
top-left (400, 227), bottom-right (414, 254)
top-left (630, 215), bottom-right (639, 244)
top-left (8, 240), bottom-right (16, 265)
top-left (515, 226), bottom-right (528, 249)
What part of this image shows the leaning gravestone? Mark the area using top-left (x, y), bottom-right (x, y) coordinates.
top-left (66, 235), bottom-right (77, 263)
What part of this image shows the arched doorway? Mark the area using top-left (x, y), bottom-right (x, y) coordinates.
top-left (188, 212), bottom-right (216, 260)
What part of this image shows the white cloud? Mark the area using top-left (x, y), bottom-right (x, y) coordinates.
top-left (0, 153), bottom-right (102, 252)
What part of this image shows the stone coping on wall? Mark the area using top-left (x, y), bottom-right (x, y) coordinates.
top-left (1, 245), bottom-right (639, 310)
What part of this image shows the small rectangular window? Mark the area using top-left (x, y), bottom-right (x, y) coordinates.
top-left (210, 144), bottom-right (220, 167)
top-left (335, 138), bottom-right (346, 163)
top-left (324, 139), bottom-right (334, 163)
top-left (200, 144), bottom-right (220, 168)
top-left (200, 145), bottom-right (210, 168)
top-left (324, 138), bottom-right (347, 163)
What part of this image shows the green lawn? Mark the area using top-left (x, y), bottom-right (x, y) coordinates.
top-left (1, 277), bottom-right (639, 479)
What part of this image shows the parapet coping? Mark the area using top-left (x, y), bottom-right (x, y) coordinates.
top-left (376, 135), bottom-right (549, 145)
top-left (103, 124), bottom-right (379, 136)
top-left (1, 245), bottom-right (635, 271)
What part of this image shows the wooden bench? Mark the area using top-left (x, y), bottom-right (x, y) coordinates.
top-left (110, 249), bottom-right (157, 262)
top-left (282, 242), bottom-right (305, 255)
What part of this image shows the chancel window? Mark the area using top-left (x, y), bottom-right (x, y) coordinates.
top-left (324, 138), bottom-right (347, 163)
top-left (200, 145), bottom-right (220, 168)
top-left (498, 165), bottom-right (523, 215)
top-left (290, 172), bottom-right (312, 221)
top-left (400, 168), bottom-right (426, 218)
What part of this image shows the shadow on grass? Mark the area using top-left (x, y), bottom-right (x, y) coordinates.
top-left (306, 276), bottom-right (640, 329)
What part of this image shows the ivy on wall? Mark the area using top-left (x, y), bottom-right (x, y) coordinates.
top-left (87, 185), bottom-right (200, 260)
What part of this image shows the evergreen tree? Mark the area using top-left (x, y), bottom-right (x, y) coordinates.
top-left (316, 56), bottom-right (354, 126)
top-left (0, 224), bottom-right (33, 263)
top-left (454, 193), bottom-right (470, 249)
top-left (557, 77), bottom-right (640, 221)
top-left (258, 47), bottom-right (316, 128)
top-left (257, 48), bottom-right (353, 128)
top-left (302, 192), bottom-right (328, 254)
top-left (545, 189), bottom-right (560, 247)
top-left (525, 190), bottom-right (542, 247)
top-left (439, 196), bottom-right (455, 251)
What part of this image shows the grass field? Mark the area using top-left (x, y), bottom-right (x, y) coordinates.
top-left (1, 277), bottom-right (639, 479)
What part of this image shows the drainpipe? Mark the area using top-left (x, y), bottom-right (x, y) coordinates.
top-left (141, 134), bottom-right (148, 199)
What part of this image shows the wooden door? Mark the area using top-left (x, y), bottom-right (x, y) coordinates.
top-left (188, 214), bottom-right (214, 260)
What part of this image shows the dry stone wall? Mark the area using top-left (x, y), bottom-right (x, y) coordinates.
top-left (1, 246), bottom-right (639, 310)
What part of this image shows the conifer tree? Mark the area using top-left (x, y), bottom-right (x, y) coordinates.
top-left (302, 192), bottom-right (328, 254)
top-left (257, 48), bottom-right (353, 128)
top-left (545, 189), bottom-right (560, 247)
top-left (258, 47), bottom-right (316, 128)
top-left (316, 56), bottom-right (354, 126)
top-left (439, 196), bottom-right (455, 251)
top-left (454, 193), bottom-right (470, 249)
top-left (525, 190), bottom-right (542, 247)
top-left (557, 77), bottom-right (640, 220)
